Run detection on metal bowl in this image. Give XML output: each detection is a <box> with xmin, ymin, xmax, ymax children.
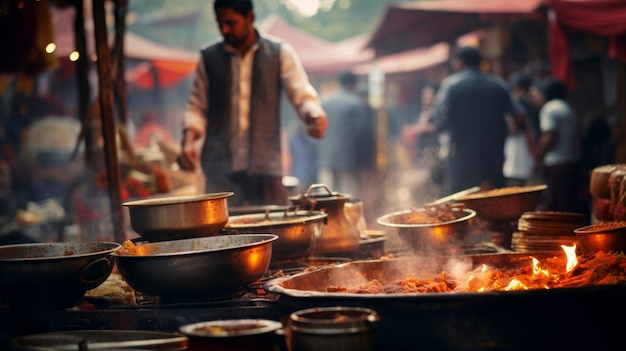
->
<box><xmin>12</xmin><ymin>330</ymin><xmax>188</xmax><ymax>351</ymax></box>
<box><xmin>179</xmin><ymin>319</ymin><xmax>282</xmax><ymax>351</ymax></box>
<box><xmin>123</xmin><ymin>192</ymin><xmax>233</xmax><ymax>241</ymax></box>
<box><xmin>113</xmin><ymin>234</ymin><xmax>278</xmax><ymax>300</ymax></box>
<box><xmin>574</xmin><ymin>221</ymin><xmax>626</xmax><ymax>254</ymax></box>
<box><xmin>455</xmin><ymin>184</ymin><xmax>547</xmax><ymax>222</ymax></box>
<box><xmin>0</xmin><ymin>241</ymin><xmax>120</xmax><ymax>309</ymax></box>
<box><xmin>377</xmin><ymin>207</ymin><xmax>476</xmax><ymax>255</ymax></box>
<box><xmin>224</xmin><ymin>210</ymin><xmax>327</xmax><ymax>263</ymax></box>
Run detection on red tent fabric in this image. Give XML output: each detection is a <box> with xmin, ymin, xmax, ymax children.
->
<box><xmin>258</xmin><ymin>14</ymin><xmax>373</xmax><ymax>74</ymax></box>
<box><xmin>352</xmin><ymin>42</ymin><xmax>450</xmax><ymax>75</ymax></box>
<box><xmin>51</xmin><ymin>5</ymin><xmax>198</xmax><ymax>89</ymax></box>
<box><xmin>546</xmin><ymin>0</ymin><xmax>626</xmax><ymax>86</ymax></box>
<box><xmin>366</xmin><ymin>0</ymin><xmax>544</xmax><ymax>56</ymax></box>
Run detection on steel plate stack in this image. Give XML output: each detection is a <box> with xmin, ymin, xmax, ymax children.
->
<box><xmin>511</xmin><ymin>211</ymin><xmax>586</xmax><ymax>253</ymax></box>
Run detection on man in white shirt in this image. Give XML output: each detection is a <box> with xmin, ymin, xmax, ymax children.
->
<box><xmin>177</xmin><ymin>0</ymin><xmax>328</xmax><ymax>206</ymax></box>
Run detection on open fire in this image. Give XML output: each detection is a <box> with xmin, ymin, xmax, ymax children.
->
<box><xmin>326</xmin><ymin>245</ymin><xmax>626</xmax><ymax>294</ymax></box>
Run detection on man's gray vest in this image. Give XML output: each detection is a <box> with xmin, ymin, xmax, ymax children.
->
<box><xmin>200</xmin><ymin>36</ymin><xmax>282</xmax><ymax>176</ymax></box>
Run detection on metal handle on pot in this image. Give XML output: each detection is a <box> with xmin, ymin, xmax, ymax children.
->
<box><xmin>79</xmin><ymin>257</ymin><xmax>113</xmax><ymax>284</ymax></box>
<box><xmin>304</xmin><ymin>183</ymin><xmax>337</xmax><ymax>198</ymax></box>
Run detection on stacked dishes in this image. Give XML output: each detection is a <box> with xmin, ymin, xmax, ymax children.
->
<box><xmin>511</xmin><ymin>211</ymin><xmax>586</xmax><ymax>253</ymax></box>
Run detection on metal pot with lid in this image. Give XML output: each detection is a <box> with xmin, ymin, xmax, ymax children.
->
<box><xmin>289</xmin><ymin>184</ymin><xmax>360</xmax><ymax>255</ymax></box>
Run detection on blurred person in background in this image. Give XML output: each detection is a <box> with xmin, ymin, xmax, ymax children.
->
<box><xmin>503</xmin><ymin>72</ymin><xmax>539</xmax><ymax>186</ymax></box>
<box><xmin>402</xmin><ymin>83</ymin><xmax>443</xmax><ymax>185</ymax></box>
<box><xmin>421</xmin><ymin>46</ymin><xmax>520</xmax><ymax>194</ymax></box>
<box><xmin>318</xmin><ymin>69</ymin><xmax>374</xmax><ymax>199</ymax></box>
<box><xmin>287</xmin><ymin>120</ymin><xmax>320</xmax><ymax>193</ymax></box>
<box><xmin>531</xmin><ymin>77</ymin><xmax>584</xmax><ymax>213</ymax></box>
<box><xmin>177</xmin><ymin>0</ymin><xmax>328</xmax><ymax>206</ymax></box>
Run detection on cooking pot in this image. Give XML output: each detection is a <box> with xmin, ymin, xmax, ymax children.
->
<box><xmin>376</xmin><ymin>207</ymin><xmax>476</xmax><ymax>255</ymax></box>
<box><xmin>123</xmin><ymin>192</ymin><xmax>233</xmax><ymax>241</ymax></box>
<box><xmin>179</xmin><ymin>319</ymin><xmax>282</xmax><ymax>351</ymax></box>
<box><xmin>224</xmin><ymin>210</ymin><xmax>327</xmax><ymax>264</ymax></box>
<box><xmin>454</xmin><ymin>184</ymin><xmax>547</xmax><ymax>222</ymax></box>
<box><xmin>12</xmin><ymin>330</ymin><xmax>188</xmax><ymax>351</ymax></box>
<box><xmin>0</xmin><ymin>241</ymin><xmax>120</xmax><ymax>309</ymax></box>
<box><xmin>574</xmin><ymin>221</ymin><xmax>626</xmax><ymax>254</ymax></box>
<box><xmin>289</xmin><ymin>184</ymin><xmax>360</xmax><ymax>254</ymax></box>
<box><xmin>113</xmin><ymin>234</ymin><xmax>277</xmax><ymax>300</ymax></box>
<box><xmin>288</xmin><ymin>306</ymin><xmax>379</xmax><ymax>351</ymax></box>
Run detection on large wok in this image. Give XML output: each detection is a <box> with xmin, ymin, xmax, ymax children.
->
<box><xmin>267</xmin><ymin>254</ymin><xmax>626</xmax><ymax>351</ymax></box>
<box><xmin>113</xmin><ymin>234</ymin><xmax>277</xmax><ymax>300</ymax></box>
<box><xmin>0</xmin><ymin>242</ymin><xmax>120</xmax><ymax>309</ymax></box>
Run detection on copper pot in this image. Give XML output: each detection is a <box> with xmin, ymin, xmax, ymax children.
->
<box><xmin>290</xmin><ymin>184</ymin><xmax>360</xmax><ymax>254</ymax></box>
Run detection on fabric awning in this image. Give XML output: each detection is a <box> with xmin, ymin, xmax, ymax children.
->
<box><xmin>546</xmin><ymin>0</ymin><xmax>626</xmax><ymax>86</ymax></box>
<box><xmin>366</xmin><ymin>0</ymin><xmax>545</xmax><ymax>56</ymax></box>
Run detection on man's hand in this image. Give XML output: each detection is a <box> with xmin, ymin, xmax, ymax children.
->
<box><xmin>305</xmin><ymin>113</ymin><xmax>328</xmax><ymax>139</ymax></box>
<box><xmin>177</xmin><ymin>129</ymin><xmax>200</xmax><ymax>171</ymax></box>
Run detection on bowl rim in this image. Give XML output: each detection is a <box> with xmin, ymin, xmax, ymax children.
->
<box><xmin>122</xmin><ymin>192</ymin><xmax>234</xmax><ymax>207</ymax></box>
<box><xmin>376</xmin><ymin>208</ymin><xmax>476</xmax><ymax>228</ymax></box>
<box><xmin>179</xmin><ymin>319</ymin><xmax>283</xmax><ymax>337</ymax></box>
<box><xmin>112</xmin><ymin>234</ymin><xmax>278</xmax><ymax>258</ymax></box>
<box><xmin>0</xmin><ymin>242</ymin><xmax>121</xmax><ymax>262</ymax></box>
<box><xmin>457</xmin><ymin>184</ymin><xmax>548</xmax><ymax>201</ymax></box>
<box><xmin>574</xmin><ymin>222</ymin><xmax>626</xmax><ymax>235</ymax></box>
<box><xmin>226</xmin><ymin>210</ymin><xmax>328</xmax><ymax>228</ymax></box>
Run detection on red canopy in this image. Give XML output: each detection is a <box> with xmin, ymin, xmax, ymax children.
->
<box><xmin>546</xmin><ymin>0</ymin><xmax>626</xmax><ymax>86</ymax></box>
<box><xmin>258</xmin><ymin>14</ymin><xmax>373</xmax><ymax>74</ymax></box>
<box><xmin>367</xmin><ymin>0</ymin><xmax>545</xmax><ymax>56</ymax></box>
<box><xmin>51</xmin><ymin>6</ymin><xmax>198</xmax><ymax>89</ymax></box>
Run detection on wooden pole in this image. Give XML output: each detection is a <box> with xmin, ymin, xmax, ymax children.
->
<box><xmin>92</xmin><ymin>0</ymin><xmax>126</xmax><ymax>243</ymax></box>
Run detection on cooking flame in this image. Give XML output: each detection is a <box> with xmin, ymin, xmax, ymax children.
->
<box><xmin>562</xmin><ymin>244</ymin><xmax>578</xmax><ymax>273</ymax></box>
<box><xmin>531</xmin><ymin>257</ymin><xmax>550</xmax><ymax>277</ymax></box>
<box><xmin>504</xmin><ymin>279</ymin><xmax>527</xmax><ymax>291</ymax></box>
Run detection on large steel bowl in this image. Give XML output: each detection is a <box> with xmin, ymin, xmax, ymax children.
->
<box><xmin>0</xmin><ymin>241</ymin><xmax>120</xmax><ymax>309</ymax></box>
<box><xmin>113</xmin><ymin>234</ymin><xmax>277</xmax><ymax>300</ymax></box>
<box><xmin>455</xmin><ymin>184</ymin><xmax>547</xmax><ymax>222</ymax></box>
<box><xmin>574</xmin><ymin>221</ymin><xmax>626</xmax><ymax>254</ymax></box>
<box><xmin>123</xmin><ymin>192</ymin><xmax>233</xmax><ymax>241</ymax></box>
<box><xmin>224</xmin><ymin>210</ymin><xmax>327</xmax><ymax>263</ymax></box>
<box><xmin>377</xmin><ymin>207</ymin><xmax>476</xmax><ymax>255</ymax></box>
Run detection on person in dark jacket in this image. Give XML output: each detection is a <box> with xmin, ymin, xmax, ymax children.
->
<box><xmin>427</xmin><ymin>46</ymin><xmax>520</xmax><ymax>194</ymax></box>
<box><xmin>318</xmin><ymin>70</ymin><xmax>374</xmax><ymax>199</ymax></box>
<box><xmin>177</xmin><ymin>0</ymin><xmax>328</xmax><ymax>206</ymax></box>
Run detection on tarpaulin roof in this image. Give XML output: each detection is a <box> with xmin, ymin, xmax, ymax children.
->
<box><xmin>352</xmin><ymin>42</ymin><xmax>450</xmax><ymax>75</ymax></box>
<box><xmin>258</xmin><ymin>14</ymin><xmax>373</xmax><ymax>74</ymax></box>
<box><xmin>366</xmin><ymin>0</ymin><xmax>545</xmax><ymax>56</ymax></box>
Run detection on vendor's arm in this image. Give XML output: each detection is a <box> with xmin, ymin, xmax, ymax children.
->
<box><xmin>280</xmin><ymin>42</ymin><xmax>328</xmax><ymax>139</ymax></box>
<box><xmin>178</xmin><ymin>60</ymin><xmax>209</xmax><ymax>171</ymax></box>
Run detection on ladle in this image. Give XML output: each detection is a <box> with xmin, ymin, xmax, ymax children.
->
<box><xmin>424</xmin><ymin>186</ymin><xmax>480</xmax><ymax>212</ymax></box>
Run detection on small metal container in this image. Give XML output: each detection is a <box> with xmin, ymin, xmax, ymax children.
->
<box><xmin>574</xmin><ymin>221</ymin><xmax>626</xmax><ymax>254</ymax></box>
<box><xmin>288</xmin><ymin>306</ymin><xmax>379</xmax><ymax>351</ymax></box>
<box><xmin>289</xmin><ymin>184</ymin><xmax>360</xmax><ymax>255</ymax></box>
<box><xmin>180</xmin><ymin>319</ymin><xmax>282</xmax><ymax>351</ymax></box>
<box><xmin>377</xmin><ymin>207</ymin><xmax>476</xmax><ymax>255</ymax></box>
